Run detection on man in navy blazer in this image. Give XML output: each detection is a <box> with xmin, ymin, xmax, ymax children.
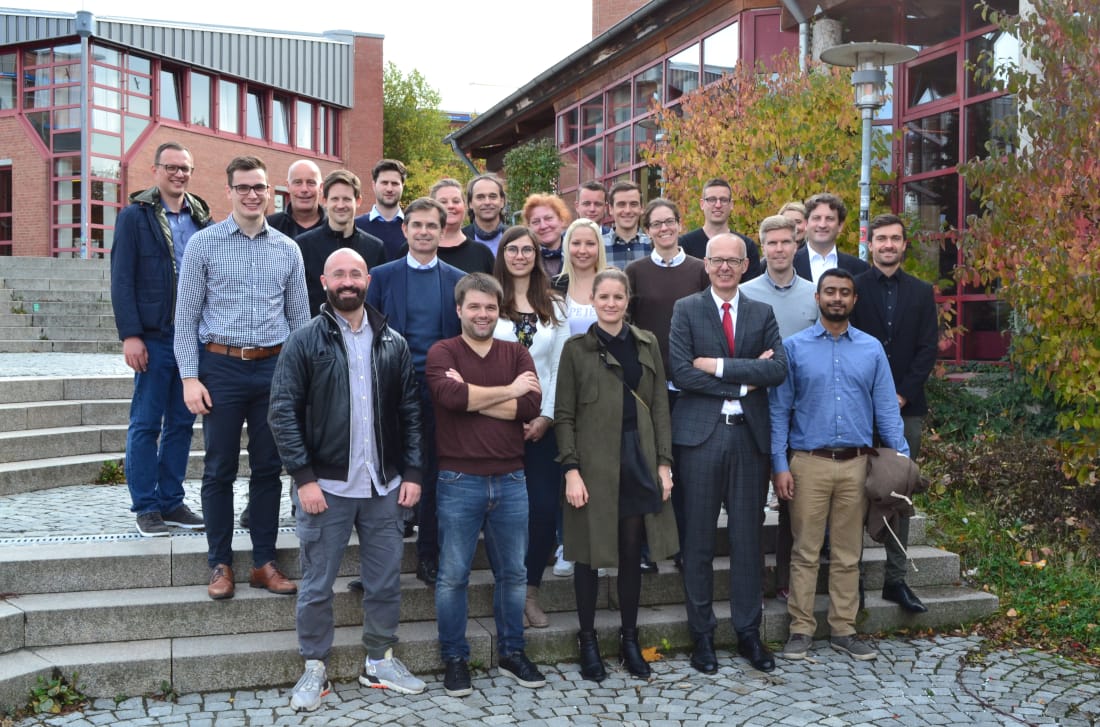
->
<box><xmin>850</xmin><ymin>214</ymin><xmax>938</xmax><ymax>614</ymax></box>
<box><xmin>669</xmin><ymin>233</ymin><xmax>787</xmax><ymax>674</ymax></box>
<box><xmin>793</xmin><ymin>192</ymin><xmax>869</xmax><ymax>283</ymax></box>
<box><xmin>366</xmin><ymin>197</ymin><xmax>464</xmax><ymax>588</ymax></box>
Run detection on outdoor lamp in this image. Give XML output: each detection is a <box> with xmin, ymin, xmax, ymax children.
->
<box><xmin>819</xmin><ymin>41</ymin><xmax>917</xmax><ymax>261</ymax></box>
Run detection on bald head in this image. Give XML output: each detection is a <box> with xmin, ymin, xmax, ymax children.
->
<box><xmin>705</xmin><ymin>233</ymin><xmax>747</xmax><ymax>259</ymax></box>
<box><xmin>287</xmin><ymin>160</ymin><xmax>323</xmax><ymax>218</ymax></box>
<box><xmin>321</xmin><ymin>248</ymin><xmax>369</xmax><ymax>314</ymax></box>
<box><xmin>323</xmin><ymin>247</ymin><xmax>368</xmax><ymax>277</ymax></box>
<box><xmin>704</xmin><ymin>233</ymin><xmax>749</xmax><ymax>300</ymax></box>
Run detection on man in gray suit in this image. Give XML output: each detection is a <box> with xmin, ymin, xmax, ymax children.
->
<box><xmin>669</xmin><ymin>233</ymin><xmax>787</xmax><ymax>674</ymax></box>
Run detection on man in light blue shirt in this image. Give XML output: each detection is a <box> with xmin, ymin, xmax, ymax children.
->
<box><xmin>769</xmin><ymin>268</ymin><xmax>908</xmax><ymax>663</ymax></box>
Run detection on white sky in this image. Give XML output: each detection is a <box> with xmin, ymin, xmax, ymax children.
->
<box><xmin>15</xmin><ymin>0</ymin><xmax>594</xmax><ymax>112</ymax></box>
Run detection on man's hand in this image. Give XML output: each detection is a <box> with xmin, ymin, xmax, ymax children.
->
<box><xmin>297</xmin><ymin>482</ymin><xmax>328</xmax><ymax>514</ymax></box>
<box><xmin>565</xmin><ymin>470</ymin><xmax>589</xmax><ymax>508</ymax></box>
<box><xmin>897</xmin><ymin>394</ymin><xmax>908</xmax><ymax>408</ymax></box>
<box><xmin>122</xmin><ymin>337</ymin><xmax>148</xmax><ymax>373</ymax></box>
<box><xmin>692</xmin><ymin>357</ymin><xmax>718</xmax><ymax>375</ymax></box>
<box><xmin>510</xmin><ymin>371</ymin><xmax>541</xmax><ymax>398</ymax></box>
<box><xmin>758</xmin><ymin>349</ymin><xmax>775</xmax><ymax>360</ymax></box>
<box><xmin>774</xmin><ymin>471</ymin><xmax>795</xmax><ymax>501</ymax></box>
<box><xmin>444</xmin><ymin>368</ymin><xmax>465</xmax><ymax>383</ymax></box>
<box><xmin>182</xmin><ymin>377</ymin><xmax>212</xmax><ymax>415</ymax></box>
<box><xmin>523</xmin><ymin>416</ymin><xmax>552</xmax><ymax>442</ymax></box>
<box><xmin>398</xmin><ymin>481</ymin><xmax>421</xmax><ymax>508</ymax></box>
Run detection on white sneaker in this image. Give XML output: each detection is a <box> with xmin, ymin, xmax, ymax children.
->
<box><xmin>552</xmin><ymin>545</ymin><xmax>574</xmax><ymax>577</ymax></box>
<box><xmin>359</xmin><ymin>648</ymin><xmax>426</xmax><ymax>694</ymax></box>
<box><xmin>290</xmin><ymin>659</ymin><xmax>331</xmax><ymax>712</ymax></box>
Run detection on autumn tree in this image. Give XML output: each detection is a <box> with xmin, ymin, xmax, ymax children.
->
<box><xmin>642</xmin><ymin>53</ymin><xmax>890</xmax><ymax>254</ymax></box>
<box><xmin>503</xmin><ymin>138</ymin><xmax>564</xmax><ymax>214</ymax></box>
<box><xmin>959</xmin><ymin>1</ymin><xmax>1099</xmax><ymax>484</ymax></box>
<box><xmin>382</xmin><ymin>62</ymin><xmax>470</xmax><ymax>199</ymax></box>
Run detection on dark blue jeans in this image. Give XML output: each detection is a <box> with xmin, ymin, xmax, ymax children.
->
<box><xmin>198</xmin><ymin>349</ymin><xmax>282</xmax><ymax>569</ymax></box>
<box><xmin>435</xmin><ymin>469</ymin><xmax>528</xmax><ymax>661</ymax></box>
<box><xmin>524</xmin><ymin>430</ymin><xmax>561</xmax><ymax>587</ymax></box>
<box><xmin>125</xmin><ymin>333</ymin><xmax>195</xmax><ymax>515</ymax></box>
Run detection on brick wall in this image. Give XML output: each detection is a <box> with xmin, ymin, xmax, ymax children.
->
<box><xmin>0</xmin><ymin>117</ymin><xmax>50</xmax><ymax>257</ymax></box>
<box><xmin>592</xmin><ymin>0</ymin><xmax>649</xmax><ymax>37</ymax></box>
<box><xmin>348</xmin><ymin>35</ymin><xmax>385</xmax><ymax>207</ymax></box>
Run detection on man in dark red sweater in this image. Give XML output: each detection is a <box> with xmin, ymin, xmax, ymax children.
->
<box><xmin>426</xmin><ymin>273</ymin><xmax>546</xmax><ymax>698</ymax></box>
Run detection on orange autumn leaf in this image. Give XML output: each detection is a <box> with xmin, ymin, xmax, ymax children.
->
<box><xmin>641</xmin><ymin>646</ymin><xmax>662</xmax><ymax>662</ymax></box>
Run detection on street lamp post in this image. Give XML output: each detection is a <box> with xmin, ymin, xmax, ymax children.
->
<box><xmin>819</xmin><ymin>41</ymin><xmax>916</xmax><ymax>261</ymax></box>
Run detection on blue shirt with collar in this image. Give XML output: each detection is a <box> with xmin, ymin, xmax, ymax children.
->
<box><xmin>769</xmin><ymin>320</ymin><xmax>908</xmax><ymax>472</ymax></box>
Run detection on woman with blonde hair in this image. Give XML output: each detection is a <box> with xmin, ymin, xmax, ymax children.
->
<box><xmin>554</xmin><ymin>218</ymin><xmax>609</xmax><ymax>335</ymax></box>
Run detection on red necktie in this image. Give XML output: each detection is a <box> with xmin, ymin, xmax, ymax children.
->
<box><xmin>722</xmin><ymin>302</ymin><xmax>735</xmax><ymax>355</ymax></box>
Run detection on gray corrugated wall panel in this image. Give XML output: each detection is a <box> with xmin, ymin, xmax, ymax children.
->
<box><xmin>1</xmin><ymin>14</ymin><xmax>77</xmax><ymax>44</ymax></box>
<box><xmin>87</xmin><ymin>20</ymin><xmax>351</xmax><ymax>106</ymax></box>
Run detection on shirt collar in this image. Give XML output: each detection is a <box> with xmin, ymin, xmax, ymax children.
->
<box><xmin>650</xmin><ymin>247</ymin><xmax>686</xmax><ymax>267</ymax></box>
<box><xmin>160</xmin><ymin>196</ymin><xmax>191</xmax><ymax>215</ymax></box>
<box><xmin>809</xmin><ymin>246</ymin><xmax>838</xmax><ymax>263</ymax></box>
<box><xmin>872</xmin><ymin>265</ymin><xmax>899</xmax><ymax>282</ymax></box>
<box><xmin>810</xmin><ymin>319</ymin><xmax>853</xmax><ymax>340</ymax></box>
<box><xmin>405</xmin><ymin>252</ymin><xmax>439</xmax><ymax>270</ymax></box>
<box><xmin>369</xmin><ymin>205</ymin><xmax>403</xmax><ymax>222</ymax></box>
<box><xmin>762</xmin><ymin>270</ymin><xmax>796</xmax><ymax>290</ymax></box>
<box><xmin>710</xmin><ymin>287</ymin><xmax>740</xmax><ymax>313</ymax></box>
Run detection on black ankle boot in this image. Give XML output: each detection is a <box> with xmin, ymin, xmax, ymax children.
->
<box><xmin>619</xmin><ymin>627</ymin><xmax>651</xmax><ymax>678</ymax></box>
<box><xmin>577</xmin><ymin>630</ymin><xmax>607</xmax><ymax>682</ymax></box>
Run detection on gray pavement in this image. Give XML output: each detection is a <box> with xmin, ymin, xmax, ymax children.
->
<box><xmin>9</xmin><ymin>637</ymin><xmax>1100</xmax><ymax>725</ymax></box>
<box><xmin>0</xmin><ymin>352</ymin><xmax>130</xmax><ymax>378</ymax></box>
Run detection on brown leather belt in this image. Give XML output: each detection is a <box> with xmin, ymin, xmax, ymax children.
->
<box><xmin>807</xmin><ymin>447</ymin><xmax>874</xmax><ymax>461</ymax></box>
<box><xmin>204</xmin><ymin>342</ymin><xmax>282</xmax><ymax>360</ymax></box>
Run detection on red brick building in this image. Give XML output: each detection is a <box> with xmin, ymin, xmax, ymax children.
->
<box><xmin>0</xmin><ymin>9</ymin><xmax>384</xmax><ymax>257</ymax></box>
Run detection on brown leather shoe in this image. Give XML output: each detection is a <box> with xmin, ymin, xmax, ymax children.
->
<box><xmin>249</xmin><ymin>561</ymin><xmax>297</xmax><ymax>595</ymax></box>
<box><xmin>208</xmin><ymin>564</ymin><xmax>235</xmax><ymax>600</ymax></box>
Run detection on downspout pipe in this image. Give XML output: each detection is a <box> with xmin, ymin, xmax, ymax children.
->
<box><xmin>447</xmin><ymin>134</ymin><xmax>480</xmax><ymax>176</ymax></box>
<box><xmin>779</xmin><ymin>0</ymin><xmax>811</xmax><ymax>73</ymax></box>
<box><xmin>76</xmin><ymin>10</ymin><xmax>93</xmax><ymax>258</ymax></box>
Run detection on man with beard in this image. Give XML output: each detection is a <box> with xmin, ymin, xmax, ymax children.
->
<box><xmin>268</xmin><ymin>160</ymin><xmax>327</xmax><ymax>238</ymax></box>
<box><xmin>770</xmin><ymin>268</ymin><xmax>909</xmax><ymax>663</ymax></box>
<box><xmin>355</xmin><ymin>159</ymin><xmax>408</xmax><ymax>261</ymax></box>
<box><xmin>269</xmin><ymin>248</ymin><xmax>426</xmax><ymax>711</ymax></box>
<box><xmin>426</xmin><ymin>273</ymin><xmax>546</xmax><ymax>697</ymax></box>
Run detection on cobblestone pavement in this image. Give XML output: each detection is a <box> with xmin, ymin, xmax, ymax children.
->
<box><xmin>0</xmin><ymin>480</ymin><xmax>293</xmax><ymax>545</ymax></box>
<box><xmin>0</xmin><ymin>353</ymin><xmax>130</xmax><ymax>378</ymax></box>
<box><xmin>8</xmin><ymin>637</ymin><xmax>1100</xmax><ymax>726</ymax></box>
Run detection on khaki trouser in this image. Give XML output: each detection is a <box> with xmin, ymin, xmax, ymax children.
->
<box><xmin>787</xmin><ymin>451</ymin><xmax>868</xmax><ymax>637</ymax></box>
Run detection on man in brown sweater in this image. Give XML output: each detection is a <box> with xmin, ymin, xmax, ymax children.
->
<box><xmin>425</xmin><ymin>273</ymin><xmax>546</xmax><ymax>698</ymax></box>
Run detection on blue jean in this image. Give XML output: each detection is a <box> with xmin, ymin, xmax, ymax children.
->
<box><xmin>435</xmin><ymin>469</ymin><xmax>528</xmax><ymax>661</ymax></box>
<box><xmin>524</xmin><ymin>431</ymin><xmax>561</xmax><ymax>587</ymax></box>
<box><xmin>292</xmin><ymin>487</ymin><xmax>404</xmax><ymax>661</ymax></box>
<box><xmin>125</xmin><ymin>333</ymin><xmax>196</xmax><ymax>515</ymax></box>
<box><xmin>198</xmin><ymin>349</ymin><xmax>283</xmax><ymax>569</ymax></box>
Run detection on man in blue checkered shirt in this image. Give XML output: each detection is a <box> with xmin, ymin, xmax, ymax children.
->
<box><xmin>175</xmin><ymin>155</ymin><xmax>310</xmax><ymax>601</ymax></box>
<box><xmin>601</xmin><ymin>180</ymin><xmax>652</xmax><ymax>270</ymax></box>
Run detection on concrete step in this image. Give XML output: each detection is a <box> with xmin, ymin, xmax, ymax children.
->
<box><xmin>0</xmin><ymin>314</ymin><xmax>117</xmax><ymax>329</ymax></box>
<box><xmin>0</xmin><ymin>518</ymin><xmax>940</xmax><ymax>596</ymax></box>
<box><xmin>2</xmin><ymin>301</ymin><xmax>115</xmax><ymax>316</ymax></box>
<box><xmin>0</xmin><ymin>258</ymin><xmax>110</xmax><ymax>272</ymax></box>
<box><xmin>0</xmin><ymin>376</ymin><xmax>131</xmax><ymax>404</ymax></box>
<box><xmin>0</xmin><ymin>584</ymin><xmax>999</xmax><ymax>707</ymax></box>
<box><xmin>0</xmin><ymin>276</ymin><xmax>111</xmax><ymax>291</ymax></box>
<box><xmin>0</xmin><ymin>339</ymin><xmax>119</xmax><ymax>353</ymax></box>
<box><xmin>0</xmin><ymin>288</ymin><xmax>111</xmax><ymax>304</ymax></box>
<box><xmin>0</xmin><ymin>450</ymin><xmax>249</xmax><ymax>496</ymax></box>
<box><xmin>0</xmin><ymin>326</ymin><xmax>117</xmax><ymax>341</ymax></box>
<box><xmin>0</xmin><ymin>399</ymin><xmax>129</xmax><ymax>432</ymax></box>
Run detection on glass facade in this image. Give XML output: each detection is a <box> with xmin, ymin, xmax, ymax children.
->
<box><xmin>1</xmin><ymin>38</ymin><xmax>342</xmax><ymax>256</ymax></box>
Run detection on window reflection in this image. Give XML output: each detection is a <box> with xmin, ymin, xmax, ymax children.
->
<box><xmin>703</xmin><ymin>22</ymin><xmax>739</xmax><ymax>84</ymax></box>
<box><xmin>908</xmin><ymin>54</ymin><xmax>956</xmax><ymax>107</ymax></box>
<box><xmin>965</xmin><ymin>96</ymin><xmax>1017</xmax><ymax>160</ymax></box>
<box><xmin>904</xmin><ymin>111</ymin><xmax>959</xmax><ymax>176</ymax></box>
<box><xmin>667</xmin><ymin>43</ymin><xmax>700</xmax><ymax>102</ymax></box>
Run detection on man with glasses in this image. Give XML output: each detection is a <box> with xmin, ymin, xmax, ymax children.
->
<box><xmin>112</xmin><ymin>141</ymin><xmax>211</xmax><ymax>537</ymax></box>
<box><xmin>679</xmin><ymin>178</ymin><xmax>761</xmax><ymax>282</ymax></box>
<box><xmin>175</xmin><ymin>155</ymin><xmax>310</xmax><ymax>600</ymax></box>
<box><xmin>268</xmin><ymin>160</ymin><xmax>327</xmax><ymax>239</ymax></box>
<box><xmin>669</xmin><ymin>233</ymin><xmax>786</xmax><ymax>674</ymax></box>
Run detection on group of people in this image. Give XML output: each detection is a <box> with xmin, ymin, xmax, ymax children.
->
<box><xmin>110</xmin><ymin>142</ymin><xmax>938</xmax><ymax>713</ymax></box>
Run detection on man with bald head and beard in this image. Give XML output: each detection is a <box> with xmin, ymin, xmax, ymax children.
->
<box><xmin>268</xmin><ymin>160</ymin><xmax>327</xmax><ymax>239</ymax></box>
<box><xmin>270</xmin><ymin>248</ymin><xmax>426</xmax><ymax>711</ymax></box>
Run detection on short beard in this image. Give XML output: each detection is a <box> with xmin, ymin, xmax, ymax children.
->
<box><xmin>327</xmin><ymin>285</ymin><xmax>365</xmax><ymax>312</ymax></box>
<box><xmin>819</xmin><ymin>307</ymin><xmax>850</xmax><ymax>323</ymax></box>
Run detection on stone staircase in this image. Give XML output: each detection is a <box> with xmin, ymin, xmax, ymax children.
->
<box><xmin>0</xmin><ymin>374</ymin><xmax>1000</xmax><ymax>712</ymax></box>
<box><xmin>0</xmin><ymin>257</ymin><xmax>118</xmax><ymax>353</ymax></box>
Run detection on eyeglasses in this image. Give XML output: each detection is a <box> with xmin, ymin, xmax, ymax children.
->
<box><xmin>706</xmin><ymin>256</ymin><xmax>745</xmax><ymax>269</ymax></box>
<box><xmin>647</xmin><ymin>217</ymin><xmax>678</xmax><ymax>230</ymax></box>
<box><xmin>703</xmin><ymin>196</ymin><xmax>731</xmax><ymax>206</ymax></box>
<box><xmin>504</xmin><ymin>246</ymin><xmax>537</xmax><ymax>257</ymax></box>
<box><xmin>157</xmin><ymin>163</ymin><xmax>193</xmax><ymax>175</ymax></box>
<box><xmin>231</xmin><ymin>184</ymin><xmax>269</xmax><ymax>196</ymax></box>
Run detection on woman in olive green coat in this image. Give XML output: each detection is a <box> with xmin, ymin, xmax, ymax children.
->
<box><xmin>554</xmin><ymin>268</ymin><xmax>678</xmax><ymax>683</ymax></box>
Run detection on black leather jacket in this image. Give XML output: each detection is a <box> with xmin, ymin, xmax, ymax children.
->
<box><xmin>268</xmin><ymin>303</ymin><xmax>423</xmax><ymax>488</ymax></box>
